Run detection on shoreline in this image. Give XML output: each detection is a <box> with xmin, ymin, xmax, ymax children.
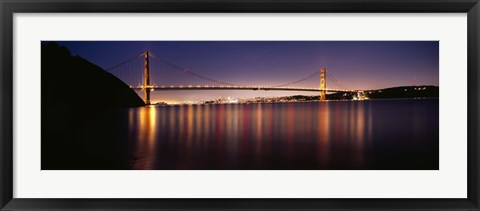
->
<box><xmin>149</xmin><ymin>97</ymin><xmax>439</xmax><ymax>107</ymax></box>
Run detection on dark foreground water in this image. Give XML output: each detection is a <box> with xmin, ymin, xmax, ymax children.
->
<box><xmin>70</xmin><ymin>98</ymin><xmax>439</xmax><ymax>170</ymax></box>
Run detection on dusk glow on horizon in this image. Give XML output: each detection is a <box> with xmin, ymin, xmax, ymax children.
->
<box><xmin>55</xmin><ymin>41</ymin><xmax>439</xmax><ymax>103</ymax></box>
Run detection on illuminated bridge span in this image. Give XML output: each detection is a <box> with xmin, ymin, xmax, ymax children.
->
<box><xmin>131</xmin><ymin>85</ymin><xmax>361</xmax><ymax>93</ymax></box>
<box><xmin>107</xmin><ymin>51</ymin><xmax>364</xmax><ymax>105</ymax></box>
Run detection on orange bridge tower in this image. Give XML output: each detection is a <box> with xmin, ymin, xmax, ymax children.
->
<box><xmin>143</xmin><ymin>51</ymin><xmax>151</xmax><ymax>105</ymax></box>
<box><xmin>319</xmin><ymin>67</ymin><xmax>327</xmax><ymax>101</ymax></box>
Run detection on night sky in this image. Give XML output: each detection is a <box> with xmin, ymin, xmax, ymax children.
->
<box><xmin>54</xmin><ymin>41</ymin><xmax>439</xmax><ymax>103</ymax></box>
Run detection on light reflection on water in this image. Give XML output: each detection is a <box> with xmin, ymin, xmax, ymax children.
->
<box><xmin>125</xmin><ymin>99</ymin><xmax>438</xmax><ymax>170</ymax></box>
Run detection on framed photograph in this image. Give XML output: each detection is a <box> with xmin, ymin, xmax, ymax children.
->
<box><xmin>1</xmin><ymin>0</ymin><xmax>479</xmax><ymax>210</ymax></box>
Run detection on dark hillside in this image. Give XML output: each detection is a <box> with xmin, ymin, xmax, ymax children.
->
<box><xmin>368</xmin><ymin>86</ymin><xmax>439</xmax><ymax>99</ymax></box>
<box><xmin>327</xmin><ymin>86</ymin><xmax>439</xmax><ymax>100</ymax></box>
<box><xmin>41</xmin><ymin>42</ymin><xmax>144</xmax><ymax>169</ymax></box>
<box><xmin>42</xmin><ymin>42</ymin><xmax>144</xmax><ymax>108</ymax></box>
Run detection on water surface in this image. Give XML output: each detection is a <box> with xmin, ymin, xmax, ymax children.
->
<box><xmin>78</xmin><ymin>99</ymin><xmax>438</xmax><ymax>170</ymax></box>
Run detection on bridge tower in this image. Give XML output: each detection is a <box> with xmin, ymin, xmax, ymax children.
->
<box><xmin>143</xmin><ymin>51</ymin><xmax>151</xmax><ymax>105</ymax></box>
<box><xmin>319</xmin><ymin>67</ymin><xmax>327</xmax><ymax>101</ymax></box>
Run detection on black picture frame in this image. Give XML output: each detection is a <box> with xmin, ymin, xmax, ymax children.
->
<box><xmin>1</xmin><ymin>0</ymin><xmax>479</xmax><ymax>210</ymax></box>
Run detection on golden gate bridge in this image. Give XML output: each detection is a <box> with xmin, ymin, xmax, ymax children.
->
<box><xmin>107</xmin><ymin>51</ymin><xmax>365</xmax><ymax>105</ymax></box>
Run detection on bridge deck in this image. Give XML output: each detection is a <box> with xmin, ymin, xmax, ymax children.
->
<box><xmin>131</xmin><ymin>86</ymin><xmax>361</xmax><ymax>93</ymax></box>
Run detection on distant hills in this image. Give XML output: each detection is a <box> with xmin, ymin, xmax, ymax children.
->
<box><xmin>367</xmin><ymin>85</ymin><xmax>439</xmax><ymax>99</ymax></box>
<box><xmin>327</xmin><ymin>85</ymin><xmax>439</xmax><ymax>100</ymax></box>
<box><xmin>251</xmin><ymin>86</ymin><xmax>439</xmax><ymax>102</ymax></box>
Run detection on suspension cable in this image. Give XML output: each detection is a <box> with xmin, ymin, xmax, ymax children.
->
<box><xmin>149</xmin><ymin>52</ymin><xmax>242</xmax><ymax>86</ymax></box>
<box><xmin>327</xmin><ymin>73</ymin><xmax>348</xmax><ymax>90</ymax></box>
<box><xmin>271</xmin><ymin>71</ymin><xmax>320</xmax><ymax>87</ymax></box>
<box><xmin>105</xmin><ymin>53</ymin><xmax>145</xmax><ymax>72</ymax></box>
<box><xmin>108</xmin><ymin>51</ymin><xmax>351</xmax><ymax>90</ymax></box>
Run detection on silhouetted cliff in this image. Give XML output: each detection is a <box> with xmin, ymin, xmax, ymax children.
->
<box><xmin>42</xmin><ymin>42</ymin><xmax>144</xmax><ymax>108</ymax></box>
<box><xmin>42</xmin><ymin>42</ymin><xmax>144</xmax><ymax>169</ymax></box>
